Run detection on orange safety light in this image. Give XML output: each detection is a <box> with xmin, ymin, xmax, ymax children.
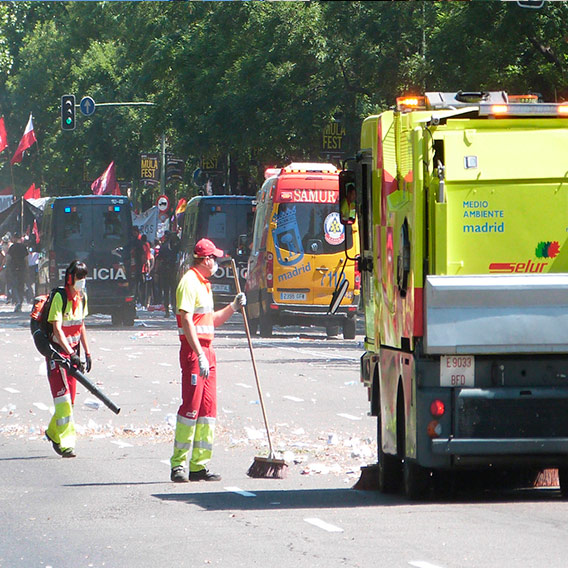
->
<box><xmin>396</xmin><ymin>96</ymin><xmax>427</xmax><ymax>111</ymax></box>
<box><xmin>490</xmin><ymin>104</ymin><xmax>509</xmax><ymax>115</ymax></box>
<box><xmin>558</xmin><ymin>105</ymin><xmax>568</xmax><ymax>116</ymax></box>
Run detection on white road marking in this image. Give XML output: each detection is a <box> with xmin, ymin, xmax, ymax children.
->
<box><xmin>111</xmin><ymin>440</ymin><xmax>133</xmax><ymax>448</ymax></box>
<box><xmin>224</xmin><ymin>486</ymin><xmax>256</xmax><ymax>497</ymax></box>
<box><xmin>337</xmin><ymin>413</ymin><xmax>362</xmax><ymax>421</ymax></box>
<box><xmin>4</xmin><ymin>387</ymin><xmax>20</xmax><ymax>394</ymax></box>
<box><xmin>33</xmin><ymin>402</ymin><xmax>50</xmax><ymax>411</ymax></box>
<box><xmin>236</xmin><ymin>383</ymin><xmax>252</xmax><ymax>389</ymax></box>
<box><xmin>283</xmin><ymin>395</ymin><xmax>304</xmax><ymax>402</ymax></box>
<box><xmin>409</xmin><ymin>561</ymin><xmax>445</xmax><ymax>568</ymax></box>
<box><xmin>304</xmin><ymin>517</ymin><xmax>344</xmax><ymax>533</ymax></box>
<box><xmin>278</xmin><ymin>346</ymin><xmax>359</xmax><ymax>361</ymax></box>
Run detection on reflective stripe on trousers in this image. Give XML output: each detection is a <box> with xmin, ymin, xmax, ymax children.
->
<box><xmin>170</xmin><ymin>415</ymin><xmax>216</xmax><ymax>470</ymax></box>
<box><xmin>46</xmin><ymin>393</ymin><xmax>76</xmax><ymax>451</ymax></box>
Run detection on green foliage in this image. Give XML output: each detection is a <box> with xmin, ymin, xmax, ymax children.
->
<box><xmin>0</xmin><ymin>1</ymin><xmax>566</xmax><ymax>199</ymax></box>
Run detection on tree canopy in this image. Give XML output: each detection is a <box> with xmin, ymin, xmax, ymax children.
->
<box><xmin>0</xmin><ymin>0</ymin><xmax>566</xmax><ymax>207</ymax></box>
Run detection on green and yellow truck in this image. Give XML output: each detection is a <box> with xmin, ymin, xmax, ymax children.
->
<box><xmin>341</xmin><ymin>91</ymin><xmax>568</xmax><ymax>499</ymax></box>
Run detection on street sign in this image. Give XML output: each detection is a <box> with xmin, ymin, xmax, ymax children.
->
<box><xmin>156</xmin><ymin>195</ymin><xmax>170</xmax><ymax>212</ymax></box>
<box><xmin>80</xmin><ymin>96</ymin><xmax>96</xmax><ymax>117</ymax></box>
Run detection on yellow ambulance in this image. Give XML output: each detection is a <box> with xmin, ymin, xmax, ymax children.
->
<box><xmin>245</xmin><ymin>163</ymin><xmax>360</xmax><ymax>338</ymax></box>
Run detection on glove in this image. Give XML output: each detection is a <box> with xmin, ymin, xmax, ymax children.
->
<box><xmin>69</xmin><ymin>352</ymin><xmax>82</xmax><ymax>371</ymax></box>
<box><xmin>85</xmin><ymin>353</ymin><xmax>92</xmax><ymax>373</ymax></box>
<box><xmin>231</xmin><ymin>292</ymin><xmax>247</xmax><ymax>312</ymax></box>
<box><xmin>197</xmin><ymin>351</ymin><xmax>210</xmax><ymax>378</ymax></box>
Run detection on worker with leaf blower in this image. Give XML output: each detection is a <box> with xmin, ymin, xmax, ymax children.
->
<box><xmin>44</xmin><ymin>260</ymin><xmax>92</xmax><ymax>458</ymax></box>
<box><xmin>170</xmin><ymin>238</ymin><xmax>246</xmax><ymax>483</ymax></box>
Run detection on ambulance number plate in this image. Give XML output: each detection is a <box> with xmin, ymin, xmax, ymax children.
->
<box><xmin>280</xmin><ymin>292</ymin><xmax>306</xmax><ymax>301</ymax></box>
<box><xmin>440</xmin><ymin>355</ymin><xmax>475</xmax><ymax>387</ymax></box>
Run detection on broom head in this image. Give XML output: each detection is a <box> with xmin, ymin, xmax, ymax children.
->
<box><xmin>247</xmin><ymin>456</ymin><xmax>288</xmax><ymax>479</ymax></box>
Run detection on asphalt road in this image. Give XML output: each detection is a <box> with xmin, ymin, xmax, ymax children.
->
<box><xmin>2</xmin><ymin>302</ymin><xmax>568</xmax><ymax>568</ymax></box>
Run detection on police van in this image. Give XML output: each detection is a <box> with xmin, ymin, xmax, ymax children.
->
<box><xmin>37</xmin><ymin>195</ymin><xmax>136</xmax><ymax>326</ymax></box>
<box><xmin>245</xmin><ymin>163</ymin><xmax>360</xmax><ymax>338</ymax></box>
<box><xmin>178</xmin><ymin>195</ymin><xmax>256</xmax><ymax>307</ymax></box>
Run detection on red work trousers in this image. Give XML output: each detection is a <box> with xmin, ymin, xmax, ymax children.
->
<box><xmin>178</xmin><ymin>341</ymin><xmax>217</xmax><ymax>420</ymax></box>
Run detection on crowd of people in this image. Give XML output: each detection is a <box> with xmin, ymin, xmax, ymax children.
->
<box><xmin>130</xmin><ymin>226</ymin><xmax>181</xmax><ymax>317</ymax></box>
<box><xmin>0</xmin><ymin>231</ymin><xmax>39</xmax><ymax>312</ymax></box>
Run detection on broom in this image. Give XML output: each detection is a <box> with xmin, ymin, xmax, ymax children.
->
<box><xmin>231</xmin><ymin>259</ymin><xmax>288</xmax><ymax>479</ymax></box>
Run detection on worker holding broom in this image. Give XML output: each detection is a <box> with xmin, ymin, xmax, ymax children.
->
<box><xmin>170</xmin><ymin>238</ymin><xmax>246</xmax><ymax>483</ymax></box>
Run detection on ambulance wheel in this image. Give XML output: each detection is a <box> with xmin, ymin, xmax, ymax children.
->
<box><xmin>343</xmin><ymin>317</ymin><xmax>356</xmax><ymax>340</ymax></box>
<box><xmin>259</xmin><ymin>308</ymin><xmax>273</xmax><ymax>338</ymax></box>
<box><xmin>326</xmin><ymin>325</ymin><xmax>340</xmax><ymax>338</ymax></box>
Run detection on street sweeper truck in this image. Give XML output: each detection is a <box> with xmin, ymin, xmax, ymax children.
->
<box><xmin>337</xmin><ymin>91</ymin><xmax>568</xmax><ymax>499</ymax></box>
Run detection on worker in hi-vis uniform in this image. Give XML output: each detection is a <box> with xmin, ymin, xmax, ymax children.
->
<box><xmin>170</xmin><ymin>238</ymin><xmax>246</xmax><ymax>482</ymax></box>
<box><xmin>45</xmin><ymin>260</ymin><xmax>92</xmax><ymax>458</ymax></box>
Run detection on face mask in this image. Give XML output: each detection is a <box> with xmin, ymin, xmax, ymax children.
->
<box><xmin>74</xmin><ymin>278</ymin><xmax>86</xmax><ymax>292</ymax></box>
<box><xmin>210</xmin><ymin>261</ymin><xmax>219</xmax><ymax>276</ymax></box>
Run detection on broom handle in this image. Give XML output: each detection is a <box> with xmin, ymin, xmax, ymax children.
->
<box><xmin>231</xmin><ymin>259</ymin><xmax>275</xmax><ymax>457</ymax></box>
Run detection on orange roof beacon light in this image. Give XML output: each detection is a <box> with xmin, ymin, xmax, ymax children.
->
<box><xmin>558</xmin><ymin>105</ymin><xmax>568</xmax><ymax>116</ymax></box>
<box><xmin>396</xmin><ymin>96</ymin><xmax>427</xmax><ymax>112</ymax></box>
<box><xmin>490</xmin><ymin>104</ymin><xmax>509</xmax><ymax>115</ymax></box>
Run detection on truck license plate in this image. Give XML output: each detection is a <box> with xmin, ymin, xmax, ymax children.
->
<box><xmin>280</xmin><ymin>292</ymin><xmax>306</xmax><ymax>301</ymax></box>
<box><xmin>440</xmin><ymin>355</ymin><xmax>475</xmax><ymax>387</ymax></box>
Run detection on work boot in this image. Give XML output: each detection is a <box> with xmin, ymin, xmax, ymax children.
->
<box><xmin>61</xmin><ymin>448</ymin><xmax>76</xmax><ymax>458</ymax></box>
<box><xmin>45</xmin><ymin>431</ymin><xmax>63</xmax><ymax>456</ymax></box>
<box><xmin>170</xmin><ymin>466</ymin><xmax>189</xmax><ymax>483</ymax></box>
<box><xmin>189</xmin><ymin>469</ymin><xmax>221</xmax><ymax>482</ymax></box>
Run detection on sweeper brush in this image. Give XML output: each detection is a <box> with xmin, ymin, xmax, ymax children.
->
<box><xmin>231</xmin><ymin>259</ymin><xmax>288</xmax><ymax>479</ymax></box>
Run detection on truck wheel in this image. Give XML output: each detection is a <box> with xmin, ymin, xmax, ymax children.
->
<box><xmin>343</xmin><ymin>317</ymin><xmax>356</xmax><ymax>340</ymax></box>
<box><xmin>378</xmin><ymin>414</ymin><xmax>401</xmax><ymax>493</ymax></box>
<box><xmin>403</xmin><ymin>459</ymin><xmax>432</xmax><ymax>501</ymax></box>
<box><xmin>259</xmin><ymin>308</ymin><xmax>273</xmax><ymax>338</ymax></box>
<box><xmin>559</xmin><ymin>468</ymin><xmax>568</xmax><ymax>498</ymax></box>
<box><xmin>111</xmin><ymin>311</ymin><xmax>122</xmax><ymax>327</ymax></box>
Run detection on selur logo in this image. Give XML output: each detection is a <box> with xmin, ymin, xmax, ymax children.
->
<box><xmin>489</xmin><ymin>241</ymin><xmax>560</xmax><ymax>273</ymax></box>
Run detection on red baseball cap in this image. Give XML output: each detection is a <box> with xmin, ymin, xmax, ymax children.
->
<box><xmin>194</xmin><ymin>238</ymin><xmax>224</xmax><ymax>258</ymax></box>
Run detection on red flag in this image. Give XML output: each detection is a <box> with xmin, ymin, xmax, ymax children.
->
<box><xmin>23</xmin><ymin>182</ymin><xmax>40</xmax><ymax>200</ymax></box>
<box><xmin>0</xmin><ymin>117</ymin><xmax>7</xmax><ymax>154</ymax></box>
<box><xmin>91</xmin><ymin>161</ymin><xmax>120</xmax><ymax>196</ymax></box>
<box><xmin>32</xmin><ymin>218</ymin><xmax>40</xmax><ymax>243</ymax></box>
<box><xmin>175</xmin><ymin>198</ymin><xmax>187</xmax><ymax>216</ymax></box>
<box><xmin>11</xmin><ymin>113</ymin><xmax>37</xmax><ymax>165</ymax></box>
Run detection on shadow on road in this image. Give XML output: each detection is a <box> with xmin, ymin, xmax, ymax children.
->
<box><xmin>153</xmin><ymin>487</ymin><xmax>394</xmax><ymax>511</ymax></box>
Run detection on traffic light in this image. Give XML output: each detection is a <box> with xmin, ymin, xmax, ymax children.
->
<box><xmin>61</xmin><ymin>94</ymin><xmax>75</xmax><ymax>131</ymax></box>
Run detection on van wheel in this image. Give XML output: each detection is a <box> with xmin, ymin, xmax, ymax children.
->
<box><xmin>343</xmin><ymin>317</ymin><xmax>356</xmax><ymax>340</ymax></box>
<box><xmin>122</xmin><ymin>306</ymin><xmax>135</xmax><ymax>327</ymax></box>
<box><xmin>248</xmin><ymin>318</ymin><xmax>259</xmax><ymax>335</ymax></box>
<box><xmin>259</xmin><ymin>308</ymin><xmax>273</xmax><ymax>338</ymax></box>
<box><xmin>111</xmin><ymin>311</ymin><xmax>122</xmax><ymax>327</ymax></box>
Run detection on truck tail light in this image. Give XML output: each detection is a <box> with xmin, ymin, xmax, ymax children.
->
<box><xmin>354</xmin><ymin>261</ymin><xmax>361</xmax><ymax>291</ymax></box>
<box><xmin>266</xmin><ymin>252</ymin><xmax>273</xmax><ymax>287</ymax></box>
<box><xmin>427</xmin><ymin>421</ymin><xmax>442</xmax><ymax>439</ymax></box>
<box><xmin>430</xmin><ymin>399</ymin><xmax>445</xmax><ymax>417</ymax></box>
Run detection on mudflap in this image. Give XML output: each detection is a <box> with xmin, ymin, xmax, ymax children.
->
<box><xmin>352</xmin><ymin>463</ymin><xmax>380</xmax><ymax>490</ymax></box>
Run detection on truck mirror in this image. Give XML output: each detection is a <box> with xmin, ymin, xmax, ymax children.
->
<box><xmin>339</xmin><ymin>170</ymin><xmax>357</xmax><ymax>225</ymax></box>
<box><xmin>328</xmin><ymin>278</ymin><xmax>349</xmax><ymax>315</ymax></box>
<box><xmin>237</xmin><ymin>234</ymin><xmax>248</xmax><ymax>256</ymax></box>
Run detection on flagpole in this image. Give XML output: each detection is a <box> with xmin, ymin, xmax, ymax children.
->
<box><xmin>35</xmin><ymin>134</ymin><xmax>45</xmax><ymax>190</ymax></box>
